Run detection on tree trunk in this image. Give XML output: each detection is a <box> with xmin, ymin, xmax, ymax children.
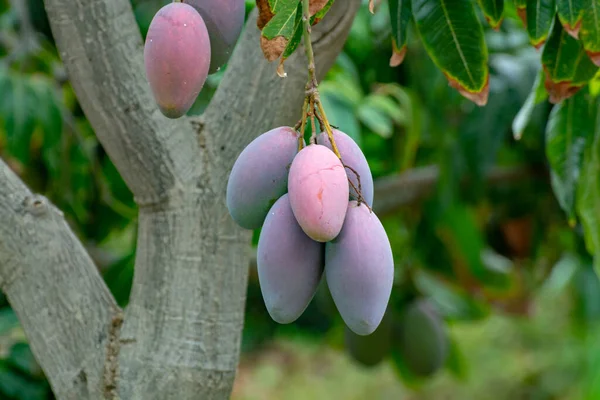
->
<box><xmin>0</xmin><ymin>1</ymin><xmax>360</xmax><ymax>399</ymax></box>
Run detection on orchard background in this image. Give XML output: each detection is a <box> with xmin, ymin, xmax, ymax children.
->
<box><xmin>1</xmin><ymin>0</ymin><xmax>600</xmax><ymax>399</ymax></box>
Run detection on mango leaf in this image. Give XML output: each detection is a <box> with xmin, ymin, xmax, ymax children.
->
<box><xmin>514</xmin><ymin>0</ymin><xmax>527</xmax><ymax>27</ymax></box>
<box><xmin>577</xmin><ymin>98</ymin><xmax>600</xmax><ymax>273</ymax></box>
<box><xmin>389</xmin><ymin>0</ymin><xmax>412</xmax><ymax>66</ymax></box>
<box><xmin>545</xmin><ymin>89</ymin><xmax>593</xmax><ymax>224</ymax></box>
<box><xmin>259</xmin><ymin>0</ymin><xmax>300</xmax><ymax>62</ymax></box>
<box><xmin>8</xmin><ymin>343</ymin><xmax>44</xmax><ymax>379</ymax></box>
<box><xmin>412</xmin><ymin>0</ymin><xmax>489</xmax><ymax>106</ymax></box>
<box><xmin>257</xmin><ymin>0</ymin><xmax>335</xmax><ymax>66</ymax></box>
<box><xmin>477</xmin><ymin>0</ymin><xmax>504</xmax><ymax>30</ymax></box>
<box><xmin>436</xmin><ymin>203</ymin><xmax>511</xmax><ymax>289</ymax></box>
<box><xmin>0</xmin><ymin>308</ymin><xmax>19</xmax><ymax>335</ymax></box>
<box><xmin>413</xmin><ymin>270</ymin><xmax>490</xmax><ymax>321</ymax></box>
<box><xmin>0</xmin><ymin>361</ymin><xmax>48</xmax><ymax>400</ymax></box>
<box><xmin>311</xmin><ymin>0</ymin><xmax>334</xmax><ymax>23</ymax></box>
<box><xmin>542</xmin><ymin>19</ymin><xmax>599</xmax><ymax>103</ymax></box>
<box><xmin>278</xmin><ymin>0</ymin><xmax>335</xmax><ymax>75</ymax></box>
<box><xmin>580</xmin><ymin>0</ymin><xmax>600</xmax><ymax>66</ymax></box>
<box><xmin>445</xmin><ymin>335</ymin><xmax>469</xmax><ymax>380</ymax></box>
<box><xmin>526</xmin><ymin>0</ymin><xmax>556</xmax><ymax>48</ymax></box>
<box><xmin>319</xmin><ymin>84</ymin><xmax>362</xmax><ymax>144</ymax></box>
<box><xmin>103</xmin><ymin>253</ymin><xmax>136</xmax><ymax>307</ymax></box>
<box><xmin>572</xmin><ymin>258</ymin><xmax>600</xmax><ymax>324</ymax></box>
<box><xmin>557</xmin><ymin>0</ymin><xmax>585</xmax><ymax>38</ymax></box>
<box><xmin>512</xmin><ymin>67</ymin><xmax>548</xmax><ymax>140</ymax></box>
<box><xmin>3</xmin><ymin>75</ymin><xmax>37</xmax><ymax>164</ymax></box>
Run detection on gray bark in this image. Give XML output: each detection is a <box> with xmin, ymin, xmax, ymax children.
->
<box><xmin>0</xmin><ymin>1</ymin><xmax>361</xmax><ymax>399</ymax></box>
<box><xmin>0</xmin><ymin>161</ymin><xmax>120</xmax><ymax>400</ymax></box>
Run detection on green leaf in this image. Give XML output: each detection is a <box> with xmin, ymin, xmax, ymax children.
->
<box><xmin>259</xmin><ymin>0</ymin><xmax>300</xmax><ymax>62</ymax></box>
<box><xmin>477</xmin><ymin>0</ymin><xmax>504</xmax><ymax>29</ymax></box>
<box><xmin>437</xmin><ymin>203</ymin><xmax>511</xmax><ymax>288</ymax></box>
<box><xmin>572</xmin><ymin>258</ymin><xmax>600</xmax><ymax>324</ymax></box>
<box><xmin>8</xmin><ymin>343</ymin><xmax>43</xmax><ymax>379</ymax></box>
<box><xmin>262</xmin><ymin>0</ymin><xmax>299</xmax><ymax>39</ymax></box>
<box><xmin>580</xmin><ymin>0</ymin><xmax>600</xmax><ymax>66</ymax></box>
<box><xmin>281</xmin><ymin>3</ymin><xmax>303</xmax><ymax>60</ymax></box>
<box><xmin>413</xmin><ymin>270</ymin><xmax>490</xmax><ymax>321</ymax></box>
<box><xmin>357</xmin><ymin>102</ymin><xmax>394</xmax><ymax>138</ymax></box>
<box><xmin>3</xmin><ymin>75</ymin><xmax>37</xmax><ymax>164</ymax></box>
<box><xmin>412</xmin><ymin>0</ymin><xmax>489</xmax><ymax>106</ymax></box>
<box><xmin>319</xmin><ymin>87</ymin><xmax>362</xmax><ymax>145</ymax></box>
<box><xmin>557</xmin><ymin>0</ymin><xmax>585</xmax><ymax>38</ymax></box>
<box><xmin>545</xmin><ymin>89</ymin><xmax>593</xmax><ymax>223</ymax></box>
<box><xmin>0</xmin><ymin>360</ymin><xmax>48</xmax><ymax>400</ymax></box>
<box><xmin>103</xmin><ymin>252</ymin><xmax>136</xmax><ymax>307</ymax></box>
<box><xmin>312</xmin><ymin>0</ymin><xmax>335</xmax><ymax>21</ymax></box>
<box><xmin>526</xmin><ymin>0</ymin><xmax>556</xmax><ymax>48</ymax></box>
<box><xmin>577</xmin><ymin>98</ymin><xmax>600</xmax><ymax>272</ymax></box>
<box><xmin>445</xmin><ymin>335</ymin><xmax>469</xmax><ymax>380</ymax></box>
<box><xmin>512</xmin><ymin>67</ymin><xmax>548</xmax><ymax>140</ymax></box>
<box><xmin>0</xmin><ymin>308</ymin><xmax>19</xmax><ymax>335</ymax></box>
<box><xmin>389</xmin><ymin>0</ymin><xmax>412</xmax><ymax>66</ymax></box>
<box><xmin>542</xmin><ymin>19</ymin><xmax>599</xmax><ymax>103</ymax></box>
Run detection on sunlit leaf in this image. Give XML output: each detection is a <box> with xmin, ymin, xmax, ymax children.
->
<box><xmin>412</xmin><ymin>0</ymin><xmax>489</xmax><ymax>105</ymax></box>
<box><xmin>545</xmin><ymin>88</ymin><xmax>593</xmax><ymax>223</ymax></box>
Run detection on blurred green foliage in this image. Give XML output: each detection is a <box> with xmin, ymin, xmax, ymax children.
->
<box><xmin>0</xmin><ymin>0</ymin><xmax>599</xmax><ymax>398</ymax></box>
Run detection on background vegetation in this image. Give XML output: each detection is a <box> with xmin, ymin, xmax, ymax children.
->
<box><xmin>1</xmin><ymin>0</ymin><xmax>599</xmax><ymax>398</ymax></box>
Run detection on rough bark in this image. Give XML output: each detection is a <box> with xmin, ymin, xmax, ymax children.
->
<box><xmin>0</xmin><ymin>160</ymin><xmax>120</xmax><ymax>400</ymax></box>
<box><xmin>24</xmin><ymin>1</ymin><xmax>362</xmax><ymax>399</ymax></box>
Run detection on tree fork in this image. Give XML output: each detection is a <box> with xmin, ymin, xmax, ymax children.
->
<box><xmin>0</xmin><ymin>1</ymin><xmax>364</xmax><ymax>399</ymax></box>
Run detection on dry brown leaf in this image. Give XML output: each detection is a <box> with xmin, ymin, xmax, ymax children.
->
<box><xmin>309</xmin><ymin>0</ymin><xmax>330</xmax><ymax>15</ymax></box>
<box><xmin>543</xmin><ymin>73</ymin><xmax>585</xmax><ymax>103</ymax></box>
<box><xmin>256</xmin><ymin>0</ymin><xmax>275</xmax><ymax>30</ymax></box>
<box><xmin>369</xmin><ymin>0</ymin><xmax>376</xmax><ymax>14</ymax></box>
<box><xmin>564</xmin><ymin>20</ymin><xmax>582</xmax><ymax>40</ymax></box>
<box><xmin>260</xmin><ymin>35</ymin><xmax>288</xmax><ymax>62</ymax></box>
<box><xmin>586</xmin><ymin>50</ymin><xmax>600</xmax><ymax>67</ymax></box>
<box><xmin>445</xmin><ymin>73</ymin><xmax>489</xmax><ymax>106</ymax></box>
<box><xmin>389</xmin><ymin>44</ymin><xmax>407</xmax><ymax>67</ymax></box>
<box><xmin>276</xmin><ymin>59</ymin><xmax>288</xmax><ymax>78</ymax></box>
<box><xmin>516</xmin><ymin>7</ymin><xmax>527</xmax><ymax>29</ymax></box>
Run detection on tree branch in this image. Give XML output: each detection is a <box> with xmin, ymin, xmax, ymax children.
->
<box><xmin>373</xmin><ymin>164</ymin><xmax>544</xmax><ymax>217</ymax></box>
<box><xmin>0</xmin><ymin>159</ymin><xmax>120</xmax><ymax>399</ymax></box>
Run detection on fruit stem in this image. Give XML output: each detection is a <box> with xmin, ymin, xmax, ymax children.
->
<box><xmin>300</xmin><ymin>0</ymin><xmax>341</xmax><ymax>158</ymax></box>
<box><xmin>315</xmin><ymin>100</ymin><xmax>341</xmax><ymax>158</ymax></box>
<box><xmin>298</xmin><ymin>97</ymin><xmax>308</xmax><ymax>150</ymax></box>
<box><xmin>309</xmin><ymin>97</ymin><xmax>317</xmax><ymax>145</ymax></box>
<box><xmin>301</xmin><ymin>0</ymin><xmax>317</xmax><ymax>90</ymax></box>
